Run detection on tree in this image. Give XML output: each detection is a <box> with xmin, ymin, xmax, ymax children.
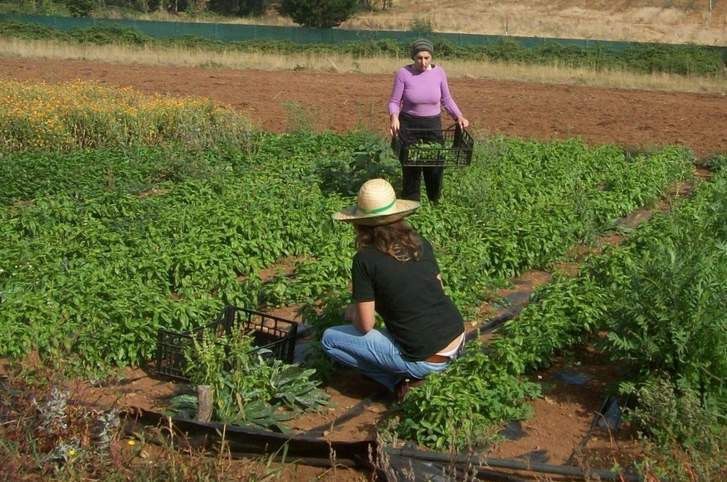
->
<box><xmin>239</xmin><ymin>0</ymin><xmax>266</xmax><ymax>15</ymax></box>
<box><xmin>66</xmin><ymin>0</ymin><xmax>94</xmax><ymax>16</ymax></box>
<box><xmin>278</xmin><ymin>0</ymin><xmax>358</xmax><ymax>28</ymax></box>
<box><xmin>208</xmin><ymin>0</ymin><xmax>267</xmax><ymax>16</ymax></box>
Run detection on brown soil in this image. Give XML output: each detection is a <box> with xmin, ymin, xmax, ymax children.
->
<box><xmin>258</xmin><ymin>256</ymin><xmax>304</xmax><ymax>284</ymax></box>
<box><xmin>1</xmin><ymin>57</ymin><xmax>726</xmax><ymax>158</ymax></box>
<box><xmin>59</xmin><ymin>358</ymin><xmax>634</xmax><ymax>474</ymax></box>
<box><xmin>487</xmin><ymin>347</ymin><xmax>641</xmax><ymax>468</ymax></box>
<box><xmin>290</xmin><ymin>368</ymin><xmax>390</xmax><ymax>442</ymax></box>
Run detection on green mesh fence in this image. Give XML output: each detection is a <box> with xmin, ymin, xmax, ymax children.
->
<box><xmin>3</xmin><ymin>13</ymin><xmax>725</xmax><ymax>55</ymax></box>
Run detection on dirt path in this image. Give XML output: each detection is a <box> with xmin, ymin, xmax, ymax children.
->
<box><xmin>2</xmin><ymin>56</ymin><xmax>726</xmax><ymax>157</ymax></box>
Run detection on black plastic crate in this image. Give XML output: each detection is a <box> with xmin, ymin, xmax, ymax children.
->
<box><xmin>392</xmin><ymin>124</ymin><xmax>474</xmax><ymax>167</ymax></box>
<box><xmin>153</xmin><ymin>306</ymin><xmax>298</xmax><ymax>382</ymax></box>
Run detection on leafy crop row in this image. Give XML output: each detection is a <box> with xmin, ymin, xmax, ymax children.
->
<box><xmin>0</xmin><ymin>129</ymin><xmax>692</xmax><ymax>377</ymax></box>
<box><xmin>399</xmin><ymin>166</ymin><xmax>726</xmax><ymax>451</ymax></box>
<box><xmin>0</xmin><ymin>146</ymin><xmax>238</xmax><ymax>204</ymax></box>
<box><xmin>410</xmin><ymin>140</ymin><xmax>693</xmax><ymax>314</ymax></box>
<box><xmin>497</xmin><ymin>166</ymin><xmax>726</xmax><ymax>402</ymax></box>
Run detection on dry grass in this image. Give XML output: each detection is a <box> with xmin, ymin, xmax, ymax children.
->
<box><xmin>109</xmin><ymin>1</ymin><xmax>727</xmax><ymax>45</ymax></box>
<box><xmin>2</xmin><ymin>37</ymin><xmax>726</xmax><ymax>95</ymax></box>
<box><xmin>343</xmin><ymin>0</ymin><xmax>727</xmax><ymax>46</ymax></box>
<box><xmin>0</xmin><ymin>363</ymin><xmax>346</xmax><ymax>481</ymax></box>
<box><xmin>102</xmin><ymin>7</ymin><xmax>297</xmax><ymax>27</ymax></box>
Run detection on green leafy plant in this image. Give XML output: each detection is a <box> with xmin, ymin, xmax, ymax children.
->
<box><xmin>397</xmin><ymin>343</ymin><xmax>540</xmax><ymax>450</ymax></box>
<box><xmin>316</xmin><ymin>134</ymin><xmax>400</xmax><ymax>196</ymax></box>
<box><xmin>174</xmin><ymin>327</ymin><xmax>328</xmax><ymax>430</ymax></box>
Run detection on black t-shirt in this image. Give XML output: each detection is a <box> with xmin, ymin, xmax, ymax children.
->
<box><xmin>351</xmin><ymin>237</ymin><xmax>465</xmax><ymax>361</ymax></box>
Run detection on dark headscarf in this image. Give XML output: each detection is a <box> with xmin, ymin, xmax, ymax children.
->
<box><xmin>410</xmin><ymin>38</ymin><xmax>434</xmax><ymax>59</ymax></box>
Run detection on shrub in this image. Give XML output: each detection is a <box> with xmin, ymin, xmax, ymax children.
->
<box><xmin>625</xmin><ymin>377</ymin><xmax>726</xmax><ymax>481</ymax></box>
<box><xmin>598</xmin><ymin>198</ymin><xmax>727</xmax><ymax>398</ymax></box>
<box><xmin>278</xmin><ymin>0</ymin><xmax>358</xmax><ymax>28</ymax></box>
<box><xmin>66</xmin><ymin>0</ymin><xmax>94</xmax><ymax>17</ymax></box>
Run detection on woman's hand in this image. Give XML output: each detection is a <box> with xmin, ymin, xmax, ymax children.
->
<box><xmin>456</xmin><ymin>117</ymin><xmax>470</xmax><ymax>130</ymax></box>
<box><xmin>390</xmin><ymin>114</ymin><xmax>400</xmax><ymax>137</ymax></box>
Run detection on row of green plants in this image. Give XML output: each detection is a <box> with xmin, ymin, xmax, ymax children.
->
<box><xmin>0</xmin><ymin>130</ymin><xmax>693</xmax><ymax>375</ymax></box>
<box><xmin>0</xmin><ymin>145</ymin><xmax>237</xmax><ymax>204</ymax></box>
<box><xmin>1</xmin><ymin>20</ymin><xmax>724</xmax><ymax>76</ymax></box>
<box><xmin>398</xmin><ymin>164</ymin><xmax>726</xmax><ymax>479</ymax></box>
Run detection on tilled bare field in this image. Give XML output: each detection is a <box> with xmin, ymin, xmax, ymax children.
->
<box><xmin>2</xmin><ymin>56</ymin><xmax>726</xmax><ymax>157</ymax></box>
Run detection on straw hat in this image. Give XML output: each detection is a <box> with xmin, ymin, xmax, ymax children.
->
<box><xmin>332</xmin><ymin>179</ymin><xmax>420</xmax><ymax>226</ymax></box>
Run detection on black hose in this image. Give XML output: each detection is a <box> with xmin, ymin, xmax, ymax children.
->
<box><xmin>123</xmin><ymin>407</ymin><xmax>644</xmax><ymax>481</ymax></box>
<box><xmin>385</xmin><ymin>447</ymin><xmax>642</xmax><ymax>481</ymax></box>
<box><xmin>466</xmin><ymin>290</ymin><xmax>533</xmax><ymax>342</ymax></box>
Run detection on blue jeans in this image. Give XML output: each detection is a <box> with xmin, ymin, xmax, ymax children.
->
<box><xmin>320</xmin><ymin>324</ymin><xmax>451</xmax><ymax>392</ymax></box>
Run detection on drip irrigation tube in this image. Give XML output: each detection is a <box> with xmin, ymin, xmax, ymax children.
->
<box><xmin>466</xmin><ymin>290</ymin><xmax>533</xmax><ymax>342</ymax></box>
<box><xmin>122</xmin><ymin>407</ymin><xmax>375</xmax><ymax>468</ymax></box>
<box><xmin>565</xmin><ymin>394</ymin><xmax>623</xmax><ymax>466</ymax></box>
<box><xmin>386</xmin><ymin>455</ymin><xmax>529</xmax><ymax>482</ymax></box>
<box><xmin>385</xmin><ymin>447</ymin><xmax>642</xmax><ymax>481</ymax></box>
<box><xmin>123</xmin><ymin>407</ymin><xmax>643</xmax><ymax>481</ymax></box>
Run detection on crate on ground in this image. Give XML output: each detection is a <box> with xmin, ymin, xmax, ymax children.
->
<box><xmin>154</xmin><ymin>305</ymin><xmax>298</xmax><ymax>382</ymax></box>
<box><xmin>393</xmin><ymin>124</ymin><xmax>474</xmax><ymax>167</ymax></box>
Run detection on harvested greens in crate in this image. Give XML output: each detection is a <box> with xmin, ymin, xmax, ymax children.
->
<box><xmin>392</xmin><ymin>124</ymin><xmax>474</xmax><ymax>167</ymax></box>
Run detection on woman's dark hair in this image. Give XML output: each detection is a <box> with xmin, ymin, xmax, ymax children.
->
<box><xmin>355</xmin><ymin>219</ymin><xmax>422</xmax><ymax>262</ymax></box>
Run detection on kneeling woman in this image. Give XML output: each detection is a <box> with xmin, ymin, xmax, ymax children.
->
<box><xmin>322</xmin><ymin>178</ymin><xmax>465</xmax><ymax>398</ymax></box>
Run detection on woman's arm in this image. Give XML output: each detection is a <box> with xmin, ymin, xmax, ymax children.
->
<box><xmin>439</xmin><ymin>69</ymin><xmax>469</xmax><ymax>129</ymax></box>
<box><xmin>345</xmin><ymin>301</ymin><xmax>376</xmax><ymax>333</ymax></box>
<box><xmin>388</xmin><ymin>69</ymin><xmax>405</xmax><ymax>135</ymax></box>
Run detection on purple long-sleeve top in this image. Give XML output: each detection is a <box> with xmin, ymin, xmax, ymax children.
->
<box><xmin>388</xmin><ymin>65</ymin><xmax>463</xmax><ymax>119</ymax></box>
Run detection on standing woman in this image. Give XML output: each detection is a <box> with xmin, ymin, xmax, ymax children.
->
<box><xmin>321</xmin><ymin>178</ymin><xmax>465</xmax><ymax>400</ymax></box>
<box><xmin>388</xmin><ymin>38</ymin><xmax>469</xmax><ymax>203</ymax></box>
